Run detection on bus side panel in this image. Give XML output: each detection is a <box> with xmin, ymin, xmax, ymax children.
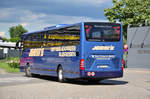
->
<box><xmin>58</xmin><ymin>45</ymin><xmax>80</xmax><ymax>78</ymax></box>
<box><xmin>34</xmin><ymin>45</ymin><xmax>81</xmax><ymax>78</ymax></box>
<box><xmin>30</xmin><ymin>49</ymin><xmax>61</xmax><ymax>76</ymax></box>
<box><xmin>20</xmin><ymin>49</ymin><xmax>34</xmax><ymax>72</ymax></box>
<box><xmin>20</xmin><ymin>46</ymin><xmax>81</xmax><ymax>78</ymax></box>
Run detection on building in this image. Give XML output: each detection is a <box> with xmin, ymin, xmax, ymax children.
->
<box><xmin>127</xmin><ymin>26</ymin><xmax>150</xmax><ymax>68</ymax></box>
<box><xmin>0</xmin><ymin>37</ymin><xmax>21</xmax><ymax>58</ymax></box>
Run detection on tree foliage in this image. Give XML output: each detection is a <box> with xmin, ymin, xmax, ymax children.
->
<box><xmin>9</xmin><ymin>25</ymin><xmax>28</xmax><ymax>42</ymax></box>
<box><xmin>1</xmin><ymin>37</ymin><xmax>9</xmax><ymax>42</ymax></box>
<box><xmin>104</xmin><ymin>0</ymin><xmax>150</xmax><ymax>40</ymax></box>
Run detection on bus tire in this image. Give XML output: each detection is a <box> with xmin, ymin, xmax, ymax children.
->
<box><xmin>57</xmin><ymin>66</ymin><xmax>65</xmax><ymax>83</ymax></box>
<box><xmin>25</xmin><ymin>64</ymin><xmax>32</xmax><ymax>77</ymax></box>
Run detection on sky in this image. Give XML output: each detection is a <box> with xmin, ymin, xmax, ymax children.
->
<box><xmin>0</xmin><ymin>0</ymin><xmax>113</xmax><ymax>38</ymax></box>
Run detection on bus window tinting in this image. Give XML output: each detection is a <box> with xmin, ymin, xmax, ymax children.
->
<box><xmin>85</xmin><ymin>23</ymin><xmax>121</xmax><ymax>42</ymax></box>
<box><xmin>45</xmin><ymin>25</ymin><xmax>80</xmax><ymax>47</ymax></box>
<box><xmin>23</xmin><ymin>25</ymin><xmax>80</xmax><ymax>49</ymax></box>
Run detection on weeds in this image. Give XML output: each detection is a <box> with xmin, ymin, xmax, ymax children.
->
<box><xmin>0</xmin><ymin>57</ymin><xmax>20</xmax><ymax>73</ymax></box>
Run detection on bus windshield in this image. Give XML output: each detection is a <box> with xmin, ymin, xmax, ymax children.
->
<box><xmin>85</xmin><ymin>23</ymin><xmax>121</xmax><ymax>42</ymax></box>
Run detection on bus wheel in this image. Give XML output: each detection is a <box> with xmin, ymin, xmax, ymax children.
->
<box><xmin>57</xmin><ymin>67</ymin><xmax>65</xmax><ymax>83</ymax></box>
<box><xmin>25</xmin><ymin>65</ymin><xmax>32</xmax><ymax>77</ymax></box>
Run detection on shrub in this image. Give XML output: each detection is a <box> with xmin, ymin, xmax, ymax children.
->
<box><xmin>8</xmin><ymin>62</ymin><xmax>20</xmax><ymax>69</ymax></box>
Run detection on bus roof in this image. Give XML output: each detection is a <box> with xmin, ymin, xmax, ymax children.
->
<box><xmin>22</xmin><ymin>22</ymin><xmax>121</xmax><ymax>40</ymax></box>
<box><xmin>22</xmin><ymin>22</ymin><xmax>82</xmax><ymax>40</ymax></box>
<box><xmin>23</xmin><ymin>22</ymin><xmax>82</xmax><ymax>35</ymax></box>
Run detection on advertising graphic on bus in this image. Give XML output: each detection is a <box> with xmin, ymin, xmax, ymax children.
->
<box><xmin>20</xmin><ymin>22</ymin><xmax>123</xmax><ymax>82</ymax></box>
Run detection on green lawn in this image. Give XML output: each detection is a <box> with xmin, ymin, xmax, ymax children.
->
<box><xmin>0</xmin><ymin>57</ymin><xmax>20</xmax><ymax>73</ymax></box>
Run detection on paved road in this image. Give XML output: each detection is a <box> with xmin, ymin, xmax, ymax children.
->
<box><xmin>0</xmin><ymin>73</ymin><xmax>49</xmax><ymax>87</ymax></box>
<box><xmin>0</xmin><ymin>69</ymin><xmax>150</xmax><ymax>99</ymax></box>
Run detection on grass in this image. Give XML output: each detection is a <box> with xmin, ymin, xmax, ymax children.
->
<box><xmin>0</xmin><ymin>57</ymin><xmax>20</xmax><ymax>73</ymax></box>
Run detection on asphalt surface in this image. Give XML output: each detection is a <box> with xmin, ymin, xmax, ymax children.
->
<box><xmin>0</xmin><ymin>73</ymin><xmax>48</xmax><ymax>87</ymax></box>
<box><xmin>0</xmin><ymin>69</ymin><xmax>150</xmax><ymax>99</ymax></box>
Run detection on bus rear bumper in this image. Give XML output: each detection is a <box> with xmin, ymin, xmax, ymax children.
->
<box><xmin>81</xmin><ymin>70</ymin><xmax>123</xmax><ymax>79</ymax></box>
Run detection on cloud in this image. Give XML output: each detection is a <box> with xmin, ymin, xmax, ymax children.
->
<box><xmin>0</xmin><ymin>32</ymin><xmax>6</xmax><ymax>38</ymax></box>
<box><xmin>21</xmin><ymin>23</ymin><xmax>28</xmax><ymax>27</ymax></box>
<box><xmin>0</xmin><ymin>0</ymin><xmax>111</xmax><ymax>38</ymax></box>
<box><xmin>0</xmin><ymin>8</ymin><xmax>26</xmax><ymax>23</ymax></box>
<box><xmin>0</xmin><ymin>0</ymin><xmax>111</xmax><ymax>19</ymax></box>
<box><xmin>50</xmin><ymin>0</ymin><xmax>112</xmax><ymax>6</ymax></box>
<box><xmin>0</xmin><ymin>8</ymin><xmax>108</xmax><ymax>32</ymax></box>
<box><xmin>0</xmin><ymin>0</ymin><xmax>112</xmax><ymax>7</ymax></box>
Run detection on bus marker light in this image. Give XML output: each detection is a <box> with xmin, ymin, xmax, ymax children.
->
<box><xmin>91</xmin><ymin>72</ymin><xmax>95</xmax><ymax>76</ymax></box>
<box><xmin>121</xmin><ymin>59</ymin><xmax>124</xmax><ymax>71</ymax></box>
<box><xmin>121</xmin><ymin>65</ymin><xmax>124</xmax><ymax>71</ymax></box>
<box><xmin>87</xmin><ymin>72</ymin><xmax>95</xmax><ymax>76</ymax></box>
<box><xmin>87</xmin><ymin>72</ymin><xmax>91</xmax><ymax>76</ymax></box>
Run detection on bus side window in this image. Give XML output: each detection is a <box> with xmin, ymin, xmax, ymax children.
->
<box><xmin>41</xmin><ymin>25</ymin><xmax>80</xmax><ymax>48</ymax></box>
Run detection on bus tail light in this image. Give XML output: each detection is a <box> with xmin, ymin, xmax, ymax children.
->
<box><xmin>121</xmin><ymin>59</ymin><xmax>124</xmax><ymax>71</ymax></box>
<box><xmin>80</xmin><ymin>59</ymin><xmax>85</xmax><ymax>70</ymax></box>
<box><xmin>121</xmin><ymin>66</ymin><xmax>124</xmax><ymax>71</ymax></box>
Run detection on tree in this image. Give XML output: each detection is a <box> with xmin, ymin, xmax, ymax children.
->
<box><xmin>9</xmin><ymin>25</ymin><xmax>28</xmax><ymax>42</ymax></box>
<box><xmin>104</xmin><ymin>0</ymin><xmax>150</xmax><ymax>40</ymax></box>
<box><xmin>1</xmin><ymin>37</ymin><xmax>9</xmax><ymax>42</ymax></box>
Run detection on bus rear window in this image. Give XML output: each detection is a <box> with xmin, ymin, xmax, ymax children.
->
<box><xmin>85</xmin><ymin>23</ymin><xmax>121</xmax><ymax>42</ymax></box>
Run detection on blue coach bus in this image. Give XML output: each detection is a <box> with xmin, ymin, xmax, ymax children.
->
<box><xmin>20</xmin><ymin>22</ymin><xmax>123</xmax><ymax>82</ymax></box>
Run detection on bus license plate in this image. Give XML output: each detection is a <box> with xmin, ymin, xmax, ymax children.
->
<box><xmin>97</xmin><ymin>65</ymin><xmax>108</xmax><ymax>68</ymax></box>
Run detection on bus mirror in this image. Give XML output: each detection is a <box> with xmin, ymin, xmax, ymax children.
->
<box><xmin>16</xmin><ymin>41</ymin><xmax>23</xmax><ymax>49</ymax></box>
<box><xmin>76</xmin><ymin>52</ymin><xmax>79</xmax><ymax>56</ymax></box>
